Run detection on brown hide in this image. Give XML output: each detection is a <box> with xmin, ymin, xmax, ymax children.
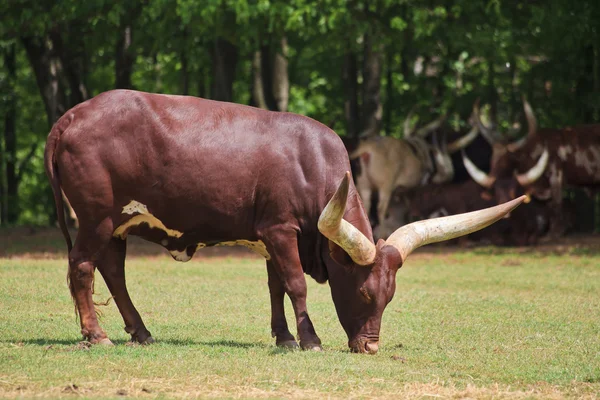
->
<box><xmin>44</xmin><ymin>89</ymin><xmax>399</xmax><ymax>354</ymax></box>
<box><xmin>46</xmin><ymin>90</ymin><xmax>523</xmax><ymax>354</ymax></box>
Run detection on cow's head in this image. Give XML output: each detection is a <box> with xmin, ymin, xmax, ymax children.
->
<box><xmin>318</xmin><ymin>172</ymin><xmax>525</xmax><ymax>354</ymax></box>
<box><xmin>464</xmin><ymin>98</ymin><xmax>550</xmax><ymax>207</ymax></box>
<box><xmin>473</xmin><ymin>97</ymin><xmax>538</xmax><ymax>165</ymax></box>
<box><xmin>463</xmin><ymin>146</ymin><xmax>549</xmax><ymax>207</ymax></box>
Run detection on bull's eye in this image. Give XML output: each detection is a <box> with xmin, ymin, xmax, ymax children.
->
<box><xmin>359</xmin><ymin>286</ymin><xmax>373</xmax><ymax>304</ymax></box>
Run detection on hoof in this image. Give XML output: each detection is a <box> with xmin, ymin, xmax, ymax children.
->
<box><xmin>98</xmin><ymin>338</ymin><xmax>114</xmax><ymax>346</ymax></box>
<box><xmin>276</xmin><ymin>339</ymin><xmax>299</xmax><ymax>349</ymax></box>
<box><xmin>140</xmin><ymin>336</ymin><xmax>155</xmax><ymax>345</ymax></box>
<box><xmin>300</xmin><ymin>342</ymin><xmax>322</xmax><ymax>351</ymax></box>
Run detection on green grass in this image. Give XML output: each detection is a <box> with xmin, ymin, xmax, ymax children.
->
<box><xmin>1</xmin><ymin>247</ymin><xmax>599</xmax><ymax>398</ymax></box>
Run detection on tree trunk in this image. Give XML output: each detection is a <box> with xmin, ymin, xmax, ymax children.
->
<box><xmin>22</xmin><ymin>36</ymin><xmax>77</xmax><ymax>227</ymax></box>
<box><xmin>486</xmin><ymin>56</ymin><xmax>497</xmax><ymax>123</ymax></box>
<box><xmin>211</xmin><ymin>37</ymin><xmax>238</xmax><ymax>102</ymax></box>
<box><xmin>272</xmin><ymin>37</ymin><xmax>289</xmax><ymax>112</ymax></box>
<box><xmin>252</xmin><ymin>50</ymin><xmax>268</xmax><ymax>109</ymax></box>
<box><xmin>21</xmin><ymin>36</ymin><xmax>67</xmax><ymax>127</ymax></box>
<box><xmin>3</xmin><ymin>44</ymin><xmax>18</xmax><ymax>224</ymax></box>
<box><xmin>115</xmin><ymin>24</ymin><xmax>134</xmax><ymax>89</ymax></box>
<box><xmin>0</xmin><ymin>135</ymin><xmax>5</xmax><ymax>225</ymax></box>
<box><xmin>343</xmin><ymin>50</ymin><xmax>360</xmax><ymax>137</ymax></box>
<box><xmin>181</xmin><ymin>27</ymin><xmax>189</xmax><ymax>95</ymax></box>
<box><xmin>49</xmin><ymin>27</ymin><xmax>89</xmax><ymax>105</ymax></box>
<box><xmin>361</xmin><ymin>33</ymin><xmax>383</xmax><ymax>136</ymax></box>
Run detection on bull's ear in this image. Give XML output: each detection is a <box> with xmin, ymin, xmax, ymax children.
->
<box><xmin>328</xmin><ymin>241</ymin><xmax>352</xmax><ymax>266</ymax></box>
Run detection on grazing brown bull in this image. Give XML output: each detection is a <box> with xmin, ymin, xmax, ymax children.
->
<box><xmin>45</xmin><ymin>90</ymin><xmax>523</xmax><ymax>354</ymax></box>
<box><xmin>464</xmin><ymin>99</ymin><xmax>600</xmax><ymax>237</ymax></box>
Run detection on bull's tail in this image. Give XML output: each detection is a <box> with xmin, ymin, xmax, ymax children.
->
<box><xmin>44</xmin><ymin>118</ymin><xmax>73</xmax><ymax>253</ymax></box>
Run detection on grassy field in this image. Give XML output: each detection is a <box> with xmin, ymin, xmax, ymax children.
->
<box><xmin>1</xmin><ymin>231</ymin><xmax>599</xmax><ymax>398</ymax></box>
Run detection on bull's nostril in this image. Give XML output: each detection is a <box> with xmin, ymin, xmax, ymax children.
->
<box><xmin>365</xmin><ymin>341</ymin><xmax>379</xmax><ymax>354</ymax></box>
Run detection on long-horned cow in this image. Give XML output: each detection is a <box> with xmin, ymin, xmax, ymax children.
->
<box><xmin>463</xmin><ymin>99</ymin><xmax>600</xmax><ymax>236</ymax></box>
<box><xmin>350</xmin><ymin>116</ymin><xmax>478</xmax><ymax>230</ymax></box>
<box><xmin>45</xmin><ymin>90</ymin><xmax>523</xmax><ymax>354</ymax></box>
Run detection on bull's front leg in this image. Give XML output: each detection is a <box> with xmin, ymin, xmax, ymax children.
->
<box><xmin>261</xmin><ymin>227</ymin><xmax>322</xmax><ymax>351</ymax></box>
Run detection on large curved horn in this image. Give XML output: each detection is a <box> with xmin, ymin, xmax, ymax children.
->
<box><xmin>385</xmin><ymin>196</ymin><xmax>526</xmax><ymax>262</ymax></box>
<box><xmin>447</xmin><ymin>126</ymin><xmax>479</xmax><ymax>153</ymax></box>
<box><xmin>414</xmin><ymin>114</ymin><xmax>447</xmax><ymax>137</ymax></box>
<box><xmin>473</xmin><ymin>99</ymin><xmax>497</xmax><ymax>145</ymax></box>
<box><xmin>515</xmin><ymin>148</ymin><xmax>549</xmax><ymax>186</ymax></box>
<box><xmin>462</xmin><ymin>150</ymin><xmax>496</xmax><ymax>188</ymax></box>
<box><xmin>318</xmin><ymin>172</ymin><xmax>377</xmax><ymax>266</ymax></box>
<box><xmin>523</xmin><ymin>97</ymin><xmax>538</xmax><ymax>138</ymax></box>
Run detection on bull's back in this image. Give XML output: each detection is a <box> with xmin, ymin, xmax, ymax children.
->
<box><xmin>55</xmin><ymin>90</ymin><xmax>347</xmax><ymax>236</ymax></box>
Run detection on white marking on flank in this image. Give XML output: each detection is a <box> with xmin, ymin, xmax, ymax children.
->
<box><xmin>195</xmin><ymin>240</ymin><xmax>271</xmax><ymax>260</ymax></box>
<box><xmin>114</xmin><ymin>201</ymin><xmax>271</xmax><ymax>260</ymax></box>
<box><xmin>114</xmin><ymin>200</ymin><xmax>184</xmax><ymax>239</ymax></box>
<box><xmin>169</xmin><ymin>249</ymin><xmax>192</xmax><ymax>262</ymax></box>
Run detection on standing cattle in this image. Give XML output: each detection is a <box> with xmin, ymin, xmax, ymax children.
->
<box><xmin>45</xmin><ymin>90</ymin><xmax>524</xmax><ymax>354</ymax></box>
<box><xmin>350</xmin><ymin>117</ymin><xmax>477</xmax><ymax>229</ymax></box>
<box><xmin>463</xmin><ymin>99</ymin><xmax>600</xmax><ymax>237</ymax></box>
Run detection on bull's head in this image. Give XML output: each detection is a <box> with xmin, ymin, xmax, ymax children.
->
<box><xmin>463</xmin><ymin>147</ymin><xmax>549</xmax><ymax>206</ymax></box>
<box><xmin>464</xmin><ymin>98</ymin><xmax>549</xmax><ymax>207</ymax></box>
<box><xmin>473</xmin><ymin>97</ymin><xmax>538</xmax><ymax>165</ymax></box>
<box><xmin>318</xmin><ymin>172</ymin><xmax>525</xmax><ymax>354</ymax></box>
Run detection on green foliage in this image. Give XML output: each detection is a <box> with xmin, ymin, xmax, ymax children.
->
<box><xmin>1</xmin><ymin>0</ymin><xmax>599</xmax><ymax>224</ymax></box>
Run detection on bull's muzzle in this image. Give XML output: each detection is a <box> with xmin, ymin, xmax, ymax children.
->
<box><xmin>349</xmin><ymin>338</ymin><xmax>380</xmax><ymax>354</ymax></box>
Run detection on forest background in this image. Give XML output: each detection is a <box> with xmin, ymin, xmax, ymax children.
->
<box><xmin>0</xmin><ymin>0</ymin><xmax>598</xmax><ymax>226</ymax></box>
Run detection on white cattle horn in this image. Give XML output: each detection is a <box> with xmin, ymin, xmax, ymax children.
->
<box><xmin>516</xmin><ymin>148</ymin><xmax>549</xmax><ymax>186</ymax></box>
<box><xmin>318</xmin><ymin>172</ymin><xmax>377</xmax><ymax>266</ymax></box>
<box><xmin>414</xmin><ymin>114</ymin><xmax>447</xmax><ymax>137</ymax></box>
<box><xmin>523</xmin><ymin>97</ymin><xmax>538</xmax><ymax>138</ymax></box>
<box><xmin>462</xmin><ymin>150</ymin><xmax>496</xmax><ymax>188</ymax></box>
<box><xmin>506</xmin><ymin>135</ymin><xmax>528</xmax><ymax>152</ymax></box>
<box><xmin>447</xmin><ymin>126</ymin><xmax>479</xmax><ymax>153</ymax></box>
<box><xmin>385</xmin><ymin>196</ymin><xmax>526</xmax><ymax>262</ymax></box>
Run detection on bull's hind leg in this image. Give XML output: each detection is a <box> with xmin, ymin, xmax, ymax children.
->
<box><xmin>68</xmin><ymin>219</ymin><xmax>114</xmax><ymax>344</ymax></box>
<box><xmin>266</xmin><ymin>261</ymin><xmax>298</xmax><ymax>348</ymax></box>
<box><xmin>96</xmin><ymin>238</ymin><xmax>153</xmax><ymax>344</ymax></box>
<box><xmin>261</xmin><ymin>227</ymin><xmax>322</xmax><ymax>351</ymax></box>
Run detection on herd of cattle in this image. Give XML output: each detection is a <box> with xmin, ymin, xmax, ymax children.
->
<box><xmin>346</xmin><ymin>99</ymin><xmax>600</xmax><ymax>245</ymax></box>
